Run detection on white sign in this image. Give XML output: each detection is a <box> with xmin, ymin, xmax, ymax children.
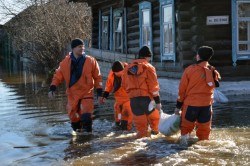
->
<box><xmin>206</xmin><ymin>16</ymin><xmax>229</xmax><ymax>25</ymax></box>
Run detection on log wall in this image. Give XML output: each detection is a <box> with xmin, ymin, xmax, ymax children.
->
<box><xmin>176</xmin><ymin>0</ymin><xmax>233</xmax><ymax>68</ymax></box>
<box><xmin>73</xmin><ymin>0</ymin><xmax>250</xmax><ymax>79</ymax></box>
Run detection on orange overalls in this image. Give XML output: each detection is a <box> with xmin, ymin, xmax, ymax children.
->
<box><xmin>104</xmin><ymin>69</ymin><xmax>133</xmax><ymax>130</ymax></box>
<box><xmin>122</xmin><ymin>59</ymin><xmax>160</xmax><ymax>138</ymax></box>
<box><xmin>176</xmin><ymin>61</ymin><xmax>221</xmax><ymax>140</ymax></box>
<box><xmin>51</xmin><ymin>53</ymin><xmax>102</xmax><ymax>132</ymax></box>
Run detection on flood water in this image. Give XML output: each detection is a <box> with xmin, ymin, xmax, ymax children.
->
<box><xmin>0</xmin><ymin>67</ymin><xmax>249</xmax><ymax>166</ymax></box>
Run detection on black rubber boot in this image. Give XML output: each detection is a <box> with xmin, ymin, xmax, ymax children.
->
<box><xmin>120</xmin><ymin>120</ymin><xmax>128</xmax><ymax>130</ymax></box>
<box><xmin>71</xmin><ymin>121</ymin><xmax>82</xmax><ymax>131</ymax></box>
<box><xmin>81</xmin><ymin>113</ymin><xmax>93</xmax><ymax>132</ymax></box>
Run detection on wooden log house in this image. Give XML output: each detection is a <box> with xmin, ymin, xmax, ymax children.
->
<box><xmin>70</xmin><ymin>0</ymin><xmax>250</xmax><ymax>80</ymax></box>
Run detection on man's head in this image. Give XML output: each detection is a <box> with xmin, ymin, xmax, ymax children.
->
<box><xmin>71</xmin><ymin>38</ymin><xmax>84</xmax><ymax>49</ymax></box>
<box><xmin>112</xmin><ymin>61</ymin><xmax>124</xmax><ymax>72</ymax></box>
<box><xmin>71</xmin><ymin>38</ymin><xmax>85</xmax><ymax>56</ymax></box>
<box><xmin>138</xmin><ymin>46</ymin><xmax>152</xmax><ymax>59</ymax></box>
<box><xmin>197</xmin><ymin>46</ymin><xmax>214</xmax><ymax>61</ymax></box>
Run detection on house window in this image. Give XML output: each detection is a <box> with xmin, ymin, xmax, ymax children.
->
<box><xmin>163</xmin><ymin>6</ymin><xmax>173</xmax><ymax>53</ymax></box>
<box><xmin>159</xmin><ymin>0</ymin><xmax>176</xmax><ymax>63</ymax></box>
<box><xmin>102</xmin><ymin>16</ymin><xmax>109</xmax><ymax>50</ymax></box>
<box><xmin>142</xmin><ymin>9</ymin><xmax>151</xmax><ymax>46</ymax></box>
<box><xmin>113</xmin><ymin>10</ymin><xmax>123</xmax><ymax>52</ymax></box>
<box><xmin>232</xmin><ymin>0</ymin><xmax>250</xmax><ymax>66</ymax></box>
<box><xmin>139</xmin><ymin>2</ymin><xmax>152</xmax><ymax>51</ymax></box>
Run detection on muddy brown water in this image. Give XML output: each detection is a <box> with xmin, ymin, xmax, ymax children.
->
<box><xmin>0</xmin><ymin>69</ymin><xmax>249</xmax><ymax>166</ymax></box>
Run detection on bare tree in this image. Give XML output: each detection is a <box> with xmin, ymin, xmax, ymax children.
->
<box><xmin>1</xmin><ymin>0</ymin><xmax>92</xmax><ymax>70</ymax></box>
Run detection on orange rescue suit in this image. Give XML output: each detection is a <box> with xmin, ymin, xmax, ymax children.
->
<box><xmin>122</xmin><ymin>59</ymin><xmax>160</xmax><ymax>138</ymax></box>
<box><xmin>177</xmin><ymin>61</ymin><xmax>221</xmax><ymax>140</ymax></box>
<box><xmin>104</xmin><ymin>68</ymin><xmax>133</xmax><ymax>130</ymax></box>
<box><xmin>51</xmin><ymin>54</ymin><xmax>102</xmax><ymax>124</ymax></box>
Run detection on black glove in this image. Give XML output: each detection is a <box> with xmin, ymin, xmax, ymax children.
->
<box><xmin>96</xmin><ymin>88</ymin><xmax>103</xmax><ymax>98</ymax></box>
<box><xmin>49</xmin><ymin>85</ymin><xmax>56</xmax><ymax>92</ymax></box>
<box><xmin>48</xmin><ymin>85</ymin><xmax>56</xmax><ymax>98</ymax></box>
<box><xmin>102</xmin><ymin>91</ymin><xmax>110</xmax><ymax>99</ymax></box>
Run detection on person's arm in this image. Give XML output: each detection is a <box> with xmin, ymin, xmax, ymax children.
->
<box><xmin>101</xmin><ymin>70</ymin><xmax>114</xmax><ymax>103</ymax></box>
<box><xmin>175</xmin><ymin>69</ymin><xmax>189</xmax><ymax>114</ymax></box>
<box><xmin>91</xmin><ymin>57</ymin><xmax>103</xmax><ymax>102</ymax></box>
<box><xmin>146</xmin><ymin>65</ymin><xmax>162</xmax><ymax>111</ymax></box>
<box><xmin>48</xmin><ymin>85</ymin><xmax>56</xmax><ymax>98</ymax></box>
<box><xmin>48</xmin><ymin>62</ymin><xmax>65</xmax><ymax>98</ymax></box>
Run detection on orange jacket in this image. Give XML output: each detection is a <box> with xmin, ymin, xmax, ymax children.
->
<box><xmin>51</xmin><ymin>53</ymin><xmax>102</xmax><ymax>99</ymax></box>
<box><xmin>122</xmin><ymin>59</ymin><xmax>160</xmax><ymax>99</ymax></box>
<box><xmin>177</xmin><ymin>61</ymin><xmax>221</xmax><ymax>106</ymax></box>
<box><xmin>105</xmin><ymin>69</ymin><xmax>130</xmax><ymax>103</ymax></box>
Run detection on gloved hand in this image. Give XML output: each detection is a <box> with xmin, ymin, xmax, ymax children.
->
<box><xmin>174</xmin><ymin>108</ymin><xmax>181</xmax><ymax>115</ymax></box>
<box><xmin>48</xmin><ymin>85</ymin><xmax>56</xmax><ymax>98</ymax></box>
<box><xmin>155</xmin><ymin>103</ymin><xmax>162</xmax><ymax>111</ymax></box>
<box><xmin>99</xmin><ymin>97</ymin><xmax>106</xmax><ymax>104</ymax></box>
<box><xmin>96</xmin><ymin>88</ymin><xmax>103</xmax><ymax>104</ymax></box>
<box><xmin>100</xmin><ymin>91</ymin><xmax>109</xmax><ymax>104</ymax></box>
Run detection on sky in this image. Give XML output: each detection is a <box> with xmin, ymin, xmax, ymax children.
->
<box><xmin>0</xmin><ymin>0</ymin><xmax>28</xmax><ymax>25</ymax></box>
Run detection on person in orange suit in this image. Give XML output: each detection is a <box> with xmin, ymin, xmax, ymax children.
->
<box><xmin>48</xmin><ymin>38</ymin><xmax>103</xmax><ymax>135</ymax></box>
<box><xmin>122</xmin><ymin>46</ymin><xmax>162</xmax><ymax>138</ymax></box>
<box><xmin>175</xmin><ymin>46</ymin><xmax>221</xmax><ymax>142</ymax></box>
<box><xmin>101</xmin><ymin>61</ymin><xmax>133</xmax><ymax>131</ymax></box>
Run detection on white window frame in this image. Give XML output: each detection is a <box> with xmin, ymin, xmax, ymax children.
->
<box><xmin>159</xmin><ymin>0</ymin><xmax>176</xmax><ymax>63</ymax></box>
<box><xmin>232</xmin><ymin>0</ymin><xmax>250</xmax><ymax>66</ymax></box>
<box><xmin>142</xmin><ymin>9</ymin><xmax>151</xmax><ymax>47</ymax></box>
<box><xmin>102</xmin><ymin>16</ymin><xmax>109</xmax><ymax>50</ymax></box>
<box><xmin>113</xmin><ymin>10</ymin><xmax>123</xmax><ymax>53</ymax></box>
<box><xmin>139</xmin><ymin>1</ymin><xmax>153</xmax><ymax>59</ymax></box>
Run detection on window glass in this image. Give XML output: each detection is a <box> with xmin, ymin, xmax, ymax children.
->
<box><xmin>163</xmin><ymin>6</ymin><xmax>172</xmax><ymax>23</ymax></box>
<box><xmin>239</xmin><ymin>44</ymin><xmax>248</xmax><ymax>51</ymax></box>
<box><xmin>114</xmin><ymin>16</ymin><xmax>122</xmax><ymax>51</ymax></box>
<box><xmin>237</xmin><ymin>2</ymin><xmax>250</xmax><ymax>52</ymax></box>
<box><xmin>143</xmin><ymin>10</ymin><xmax>150</xmax><ymax>25</ymax></box>
<box><xmin>163</xmin><ymin>5</ymin><xmax>173</xmax><ymax>54</ymax></box>
<box><xmin>143</xmin><ymin>26</ymin><xmax>150</xmax><ymax>46</ymax></box>
<box><xmin>142</xmin><ymin>9</ymin><xmax>150</xmax><ymax>47</ymax></box>
<box><xmin>238</xmin><ymin>3</ymin><xmax>250</xmax><ymax>17</ymax></box>
<box><xmin>102</xmin><ymin>16</ymin><xmax>109</xmax><ymax>50</ymax></box>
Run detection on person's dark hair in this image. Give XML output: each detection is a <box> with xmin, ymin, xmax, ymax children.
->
<box><xmin>197</xmin><ymin>46</ymin><xmax>214</xmax><ymax>61</ymax></box>
<box><xmin>138</xmin><ymin>46</ymin><xmax>152</xmax><ymax>58</ymax></box>
<box><xmin>71</xmin><ymin>38</ymin><xmax>84</xmax><ymax>49</ymax></box>
<box><xmin>112</xmin><ymin>61</ymin><xmax>124</xmax><ymax>72</ymax></box>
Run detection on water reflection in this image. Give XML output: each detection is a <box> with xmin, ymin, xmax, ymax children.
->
<box><xmin>0</xmin><ymin>68</ymin><xmax>249</xmax><ymax>166</ymax></box>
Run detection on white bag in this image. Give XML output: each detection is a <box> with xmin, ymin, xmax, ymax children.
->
<box><xmin>214</xmin><ymin>89</ymin><xmax>228</xmax><ymax>103</ymax></box>
<box><xmin>159</xmin><ymin>111</ymin><xmax>181</xmax><ymax>136</ymax></box>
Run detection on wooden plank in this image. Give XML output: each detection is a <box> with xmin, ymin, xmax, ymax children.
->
<box><xmin>177</xmin><ymin>11</ymin><xmax>191</xmax><ymax>22</ymax></box>
<box><xmin>127</xmin><ymin>9</ymin><xmax>139</xmax><ymax>20</ymax></box>
<box><xmin>127</xmin><ymin>39</ymin><xmax>140</xmax><ymax>46</ymax></box>
<box><xmin>153</xmin><ymin>35</ymin><xmax>160</xmax><ymax>42</ymax></box>
<box><xmin>153</xmin><ymin>30</ymin><xmax>160</xmax><ymax>36</ymax></box>
<box><xmin>177</xmin><ymin>21</ymin><xmax>192</xmax><ymax>29</ymax></box>
<box><xmin>87</xmin><ymin>48</ymin><xmax>136</xmax><ymax>61</ymax></box>
<box><xmin>179</xmin><ymin>51</ymin><xmax>195</xmax><ymax>58</ymax></box>
<box><xmin>127</xmin><ymin>31</ymin><xmax>140</xmax><ymax>40</ymax></box>
<box><xmin>152</xmin><ymin>46</ymin><xmax>160</xmax><ymax>55</ymax></box>
<box><xmin>127</xmin><ymin>25</ymin><xmax>139</xmax><ymax>33</ymax></box>
<box><xmin>177</xmin><ymin>41</ymin><xmax>192</xmax><ymax>51</ymax></box>
<box><xmin>128</xmin><ymin>47</ymin><xmax>140</xmax><ymax>54</ymax></box>
<box><xmin>203</xmin><ymin>40</ymin><xmax>232</xmax><ymax>50</ymax></box>
<box><xmin>127</xmin><ymin>17</ymin><xmax>139</xmax><ymax>27</ymax></box>
<box><xmin>152</xmin><ymin>21</ymin><xmax>160</xmax><ymax>29</ymax></box>
<box><xmin>178</xmin><ymin>2</ymin><xmax>194</xmax><ymax>11</ymax></box>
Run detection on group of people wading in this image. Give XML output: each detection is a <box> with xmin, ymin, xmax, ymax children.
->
<box><xmin>48</xmin><ymin>38</ymin><xmax>221</xmax><ymax>141</ymax></box>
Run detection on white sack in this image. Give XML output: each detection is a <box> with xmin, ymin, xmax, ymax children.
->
<box><xmin>214</xmin><ymin>89</ymin><xmax>229</xmax><ymax>103</ymax></box>
<box><xmin>159</xmin><ymin>111</ymin><xmax>181</xmax><ymax>136</ymax></box>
